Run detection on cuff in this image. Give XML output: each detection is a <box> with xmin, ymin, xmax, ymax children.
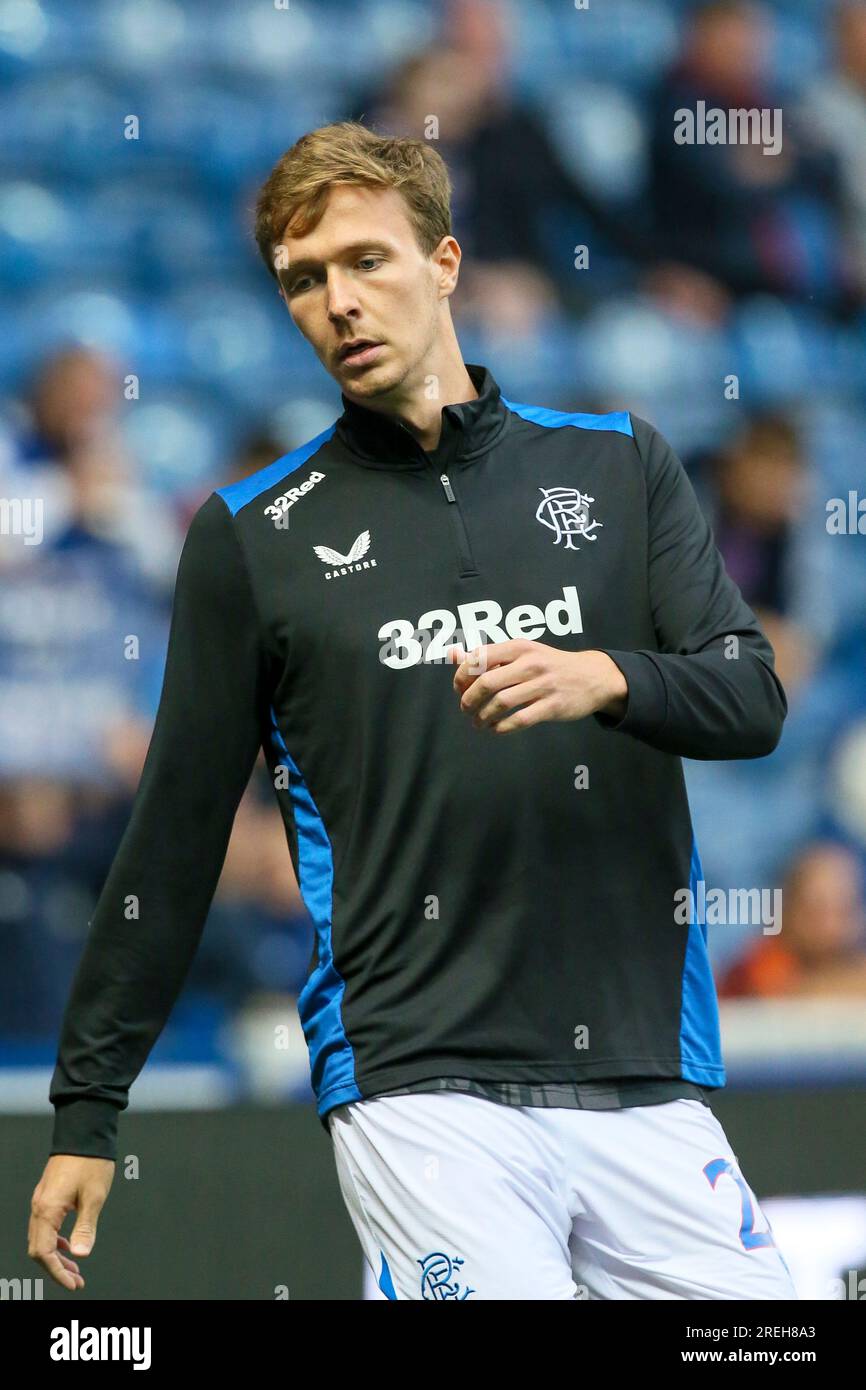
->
<box><xmin>593</xmin><ymin>649</ymin><xmax>668</xmax><ymax>737</ymax></box>
<box><xmin>50</xmin><ymin>1099</ymin><xmax>121</xmax><ymax>1162</ymax></box>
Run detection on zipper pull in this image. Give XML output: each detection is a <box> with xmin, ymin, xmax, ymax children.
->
<box><xmin>440</xmin><ymin>473</ymin><xmax>456</xmax><ymax>502</ymax></box>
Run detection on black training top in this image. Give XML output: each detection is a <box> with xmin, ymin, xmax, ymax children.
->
<box><xmin>49</xmin><ymin>362</ymin><xmax>786</xmax><ymax>1159</ymax></box>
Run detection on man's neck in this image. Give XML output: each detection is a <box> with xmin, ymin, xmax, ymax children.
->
<box><xmin>346</xmin><ymin>356</ymin><xmax>478</xmax><ymax>453</ymax></box>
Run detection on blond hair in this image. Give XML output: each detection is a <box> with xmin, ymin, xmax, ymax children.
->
<box><xmin>253</xmin><ymin>120</ymin><xmax>453</xmax><ymax>282</ymax></box>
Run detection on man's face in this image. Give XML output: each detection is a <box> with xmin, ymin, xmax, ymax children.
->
<box><xmin>274</xmin><ymin>183</ymin><xmax>447</xmax><ymax>401</ymax></box>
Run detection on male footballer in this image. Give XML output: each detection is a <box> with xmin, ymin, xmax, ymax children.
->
<box><xmin>29</xmin><ymin>121</ymin><xmax>797</xmax><ymax>1300</ymax></box>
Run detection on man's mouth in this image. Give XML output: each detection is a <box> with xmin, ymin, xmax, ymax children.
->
<box><xmin>338</xmin><ymin>340</ymin><xmax>384</xmax><ymax>366</ymax></box>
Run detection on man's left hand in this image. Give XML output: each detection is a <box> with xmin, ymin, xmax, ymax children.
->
<box><xmin>450</xmin><ymin>640</ymin><xmax>628</xmax><ymax>734</ymax></box>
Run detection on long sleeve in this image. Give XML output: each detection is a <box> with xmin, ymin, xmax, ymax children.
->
<box><xmin>594</xmin><ymin>414</ymin><xmax>787</xmax><ymax>761</ymax></box>
<box><xmin>49</xmin><ymin>493</ymin><xmax>268</xmax><ymax>1160</ymax></box>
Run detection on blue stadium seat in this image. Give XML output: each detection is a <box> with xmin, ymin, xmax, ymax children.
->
<box><xmin>91</xmin><ymin>0</ymin><xmax>193</xmax><ymax>76</ymax></box>
<box><xmin>84</xmin><ymin>177</ymin><xmax>244</xmax><ymax>291</ymax></box>
<box><xmin>159</xmin><ymin>281</ymin><xmax>280</xmax><ymax>386</ymax></box>
<box><xmin>0</xmin><ymin>70</ymin><xmax>134</xmax><ymax>178</ymax></box>
<box><xmin>540</xmin><ymin>81</ymin><xmax>649</xmax><ymax>201</ymax></box>
<box><xmin>121</xmin><ymin>388</ymin><xmax>235</xmax><ymax>493</ymax></box>
<box><xmin>730</xmin><ymin>300</ymin><xmax>837</xmax><ymax>401</ymax></box>
<box><xmin>515</xmin><ymin>0</ymin><xmax>679</xmax><ymax>96</ymax></box>
<box><xmin>0</xmin><ymin>179</ymin><xmax>76</xmax><ymax>288</ymax></box>
<box><xmin>13</xmin><ymin>281</ymin><xmax>141</xmax><ymax>380</ymax></box>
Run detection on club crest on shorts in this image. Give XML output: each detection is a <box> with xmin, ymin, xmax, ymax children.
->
<box><xmin>536</xmin><ymin>486</ymin><xmax>602</xmax><ymax>549</ymax></box>
<box><xmin>418</xmin><ymin>1251</ymin><xmax>476</xmax><ymax>1300</ymax></box>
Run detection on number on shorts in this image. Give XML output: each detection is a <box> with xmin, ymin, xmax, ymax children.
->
<box><xmin>703</xmin><ymin>1157</ymin><xmax>776</xmax><ymax>1250</ymax></box>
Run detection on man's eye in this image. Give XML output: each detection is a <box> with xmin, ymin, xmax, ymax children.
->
<box><xmin>358</xmin><ymin>257</ymin><xmax>382</xmax><ymax>270</ymax></box>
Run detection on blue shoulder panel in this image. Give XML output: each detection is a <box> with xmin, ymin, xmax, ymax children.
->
<box><xmin>215</xmin><ymin>423</ymin><xmax>337</xmax><ymax>517</ymax></box>
<box><xmin>502</xmin><ymin>398</ymin><xmax>633</xmax><ymax>438</ymax></box>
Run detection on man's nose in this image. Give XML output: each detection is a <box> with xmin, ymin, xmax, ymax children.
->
<box><xmin>326</xmin><ymin>269</ymin><xmax>360</xmax><ymax>319</ymax></box>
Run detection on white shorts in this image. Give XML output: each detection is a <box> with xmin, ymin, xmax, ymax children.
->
<box><xmin>328</xmin><ymin>1090</ymin><xmax>798</xmax><ymax>1300</ymax></box>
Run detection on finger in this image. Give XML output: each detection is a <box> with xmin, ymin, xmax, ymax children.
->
<box><xmin>489</xmin><ymin>694</ymin><xmax>561</xmax><ymax>734</ymax></box>
<box><xmin>454</xmin><ymin>640</ymin><xmax>522</xmax><ymax>689</ymax></box>
<box><xmin>55</xmin><ymin>1235</ymin><xmax>83</xmax><ymax>1276</ymax></box>
<box><xmin>28</xmin><ymin>1214</ymin><xmax>81</xmax><ymax>1291</ymax></box>
<box><xmin>29</xmin><ymin>1204</ymin><xmax>67</xmax><ymax>1262</ymax></box>
<box><xmin>473</xmin><ymin>678</ymin><xmax>550</xmax><ymax>728</ymax></box>
<box><xmin>41</xmin><ymin>1248</ymin><xmax>82</xmax><ymax>1291</ymax></box>
<box><xmin>459</xmin><ymin>658</ymin><xmax>540</xmax><ymax>716</ymax></box>
<box><xmin>69</xmin><ymin>1211</ymin><xmax>99</xmax><ymax>1257</ymax></box>
<box><xmin>452</xmin><ymin>641</ymin><xmax>526</xmax><ymax>693</ymax></box>
<box><xmin>50</xmin><ymin>1248</ymin><xmax>85</xmax><ymax>1286</ymax></box>
<box><xmin>452</xmin><ymin>644</ymin><xmax>487</xmax><ymax>692</ymax></box>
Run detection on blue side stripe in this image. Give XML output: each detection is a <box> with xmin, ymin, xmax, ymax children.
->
<box><xmin>378</xmin><ymin>1251</ymin><xmax>397</xmax><ymax>1300</ymax></box>
<box><xmin>216</xmin><ymin>424</ymin><xmax>336</xmax><ymax>517</ymax></box>
<box><xmin>268</xmin><ymin>707</ymin><xmax>361</xmax><ymax>1114</ymax></box>
<box><xmin>679</xmin><ymin>837</ymin><xmax>726</xmax><ymax>1086</ymax></box>
<box><xmin>502</xmin><ymin>398</ymin><xmax>634</xmax><ymax>438</ymax></box>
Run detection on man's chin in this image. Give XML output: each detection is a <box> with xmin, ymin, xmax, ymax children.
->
<box><xmin>337</xmin><ymin>359</ymin><xmax>402</xmax><ymax>399</ymax></box>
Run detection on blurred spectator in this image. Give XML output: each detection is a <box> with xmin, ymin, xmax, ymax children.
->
<box><xmin>346</xmin><ymin>1</ymin><xmax>658</xmax><ymax>332</ymax></box>
<box><xmin>802</xmin><ymin>0</ymin><xmax>866</xmax><ymax>288</ymax></box>
<box><xmin>0</xmin><ymin>343</ymin><xmax>179</xmax><ymax>880</ymax></box>
<box><xmin>0</xmin><ymin>384</ymin><xmax>313</xmax><ymax>1041</ymax></box>
<box><xmin>15</xmin><ymin>345</ymin><xmax>120</xmax><ymax>467</ymax></box>
<box><xmin>648</xmin><ymin>1</ymin><xmax>848</xmax><ymax>309</ymax></box>
<box><xmin>703</xmin><ymin>412</ymin><xmax>805</xmax><ymax>613</ymax></box>
<box><xmin>2</xmin><ymin>345</ymin><xmax>181</xmax><ymax>587</ymax></box>
<box><xmin>719</xmin><ymin>841</ymin><xmax>866</xmax><ymax>996</ymax></box>
<box><xmin>692</xmin><ymin>411</ymin><xmax>841</xmax><ymax>690</ymax></box>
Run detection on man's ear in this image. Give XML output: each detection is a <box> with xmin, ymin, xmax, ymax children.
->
<box><xmin>434</xmin><ymin>235</ymin><xmax>462</xmax><ymax>299</ymax></box>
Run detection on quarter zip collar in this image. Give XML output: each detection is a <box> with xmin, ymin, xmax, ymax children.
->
<box><xmin>334</xmin><ymin>361</ymin><xmax>510</xmax><ymax>470</ymax></box>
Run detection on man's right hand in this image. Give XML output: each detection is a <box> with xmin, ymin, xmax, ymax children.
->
<box><xmin>29</xmin><ymin>1154</ymin><xmax>115</xmax><ymax>1291</ymax></box>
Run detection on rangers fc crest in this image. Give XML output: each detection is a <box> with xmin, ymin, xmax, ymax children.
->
<box><xmin>535</xmin><ymin>487</ymin><xmax>602</xmax><ymax>550</ymax></box>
